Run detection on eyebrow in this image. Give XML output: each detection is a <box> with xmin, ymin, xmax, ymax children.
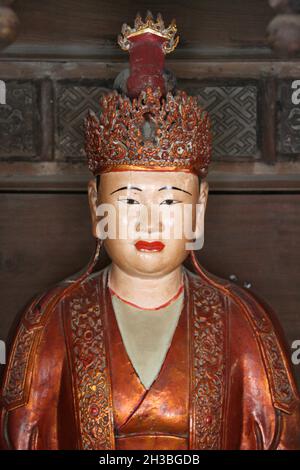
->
<box><xmin>110</xmin><ymin>186</ymin><xmax>142</xmax><ymax>195</ymax></box>
<box><xmin>158</xmin><ymin>186</ymin><xmax>192</xmax><ymax>195</ymax></box>
<box><xmin>110</xmin><ymin>185</ymin><xmax>192</xmax><ymax>196</ymax></box>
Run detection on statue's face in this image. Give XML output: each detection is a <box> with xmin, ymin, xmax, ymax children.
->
<box><xmin>88</xmin><ymin>171</ymin><xmax>208</xmax><ymax>278</ymax></box>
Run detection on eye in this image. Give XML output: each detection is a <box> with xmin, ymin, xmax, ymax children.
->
<box><xmin>160</xmin><ymin>199</ymin><xmax>181</xmax><ymax>205</ymax></box>
<box><xmin>118</xmin><ymin>197</ymin><xmax>140</xmax><ymax>205</ymax></box>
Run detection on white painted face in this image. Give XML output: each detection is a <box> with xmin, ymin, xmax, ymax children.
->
<box><xmin>88</xmin><ymin>171</ymin><xmax>208</xmax><ymax>278</ymax></box>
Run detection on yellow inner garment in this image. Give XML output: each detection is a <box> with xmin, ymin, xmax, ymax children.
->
<box><xmin>111</xmin><ymin>291</ymin><xmax>184</xmax><ymax>389</ymax></box>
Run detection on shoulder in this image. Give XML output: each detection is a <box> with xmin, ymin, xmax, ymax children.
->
<box><xmin>185</xmin><ymin>265</ymin><xmax>300</xmax><ymax>413</ymax></box>
<box><xmin>0</xmin><ymin>266</ymin><xmax>108</xmax><ymax>411</ymax></box>
<box><xmin>0</xmin><ymin>278</ymin><xmax>67</xmax><ymax>410</ymax></box>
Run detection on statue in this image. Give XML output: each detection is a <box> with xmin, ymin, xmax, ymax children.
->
<box><xmin>0</xmin><ymin>12</ymin><xmax>300</xmax><ymax>450</ymax></box>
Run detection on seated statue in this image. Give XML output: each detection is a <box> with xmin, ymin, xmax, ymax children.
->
<box><xmin>1</xmin><ymin>12</ymin><xmax>300</xmax><ymax>450</ymax></box>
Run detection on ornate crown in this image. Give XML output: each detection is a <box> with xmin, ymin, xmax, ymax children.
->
<box><xmin>84</xmin><ymin>12</ymin><xmax>212</xmax><ymax>177</ymax></box>
<box><xmin>85</xmin><ymin>87</ymin><xmax>211</xmax><ymax>176</ymax></box>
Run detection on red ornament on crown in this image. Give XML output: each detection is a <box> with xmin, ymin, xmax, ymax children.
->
<box><xmin>84</xmin><ymin>12</ymin><xmax>212</xmax><ymax>177</ymax></box>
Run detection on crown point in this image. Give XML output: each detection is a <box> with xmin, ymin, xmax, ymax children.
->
<box><xmin>135</xmin><ymin>12</ymin><xmax>142</xmax><ymax>26</ymax></box>
<box><xmin>146</xmin><ymin>10</ymin><xmax>153</xmax><ymax>21</ymax></box>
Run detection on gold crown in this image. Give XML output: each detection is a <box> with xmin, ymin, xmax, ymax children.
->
<box><xmin>84</xmin><ymin>87</ymin><xmax>212</xmax><ymax>177</ymax></box>
<box><xmin>118</xmin><ymin>11</ymin><xmax>179</xmax><ymax>54</ymax></box>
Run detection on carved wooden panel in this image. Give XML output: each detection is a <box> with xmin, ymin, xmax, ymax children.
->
<box><xmin>0</xmin><ymin>80</ymin><xmax>40</xmax><ymax>159</ymax></box>
<box><xmin>55</xmin><ymin>81</ymin><xmax>111</xmax><ymax>160</ymax></box>
<box><xmin>278</xmin><ymin>80</ymin><xmax>300</xmax><ymax>155</ymax></box>
<box><xmin>181</xmin><ymin>82</ymin><xmax>258</xmax><ymax>159</ymax></box>
<box><xmin>0</xmin><ymin>69</ymin><xmax>299</xmax><ymax>190</ymax></box>
<box><xmin>54</xmin><ymin>81</ymin><xmax>259</xmax><ymax>163</ymax></box>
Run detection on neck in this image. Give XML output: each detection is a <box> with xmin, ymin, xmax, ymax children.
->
<box><xmin>108</xmin><ymin>264</ymin><xmax>184</xmax><ymax>309</ymax></box>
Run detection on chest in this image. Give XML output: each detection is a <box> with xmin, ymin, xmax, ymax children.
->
<box><xmin>106</xmin><ymin>295</ymin><xmax>190</xmax><ymax>449</ymax></box>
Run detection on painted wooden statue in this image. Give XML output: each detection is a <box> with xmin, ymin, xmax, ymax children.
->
<box><xmin>1</xmin><ymin>12</ymin><xmax>300</xmax><ymax>450</ymax></box>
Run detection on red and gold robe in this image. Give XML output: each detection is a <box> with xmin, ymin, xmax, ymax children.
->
<box><xmin>1</xmin><ymin>255</ymin><xmax>300</xmax><ymax>450</ymax></box>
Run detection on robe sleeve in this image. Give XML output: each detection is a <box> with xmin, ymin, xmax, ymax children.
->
<box><xmin>0</xmin><ymin>288</ymin><xmax>66</xmax><ymax>450</ymax></box>
<box><xmin>231</xmin><ymin>284</ymin><xmax>300</xmax><ymax>450</ymax></box>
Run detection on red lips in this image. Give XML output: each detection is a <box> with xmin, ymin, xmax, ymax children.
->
<box><xmin>135</xmin><ymin>240</ymin><xmax>165</xmax><ymax>252</ymax></box>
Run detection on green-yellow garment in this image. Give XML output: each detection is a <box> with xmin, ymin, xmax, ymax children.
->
<box><xmin>110</xmin><ymin>290</ymin><xmax>184</xmax><ymax>390</ymax></box>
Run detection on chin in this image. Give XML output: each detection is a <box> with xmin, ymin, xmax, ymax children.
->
<box><xmin>136</xmin><ymin>259</ymin><xmax>170</xmax><ymax>276</ymax></box>
<box><xmin>128</xmin><ymin>249</ymin><xmax>187</xmax><ymax>278</ymax></box>
<box><xmin>122</xmin><ymin>253</ymin><xmax>168</xmax><ymax>277</ymax></box>
<box><xmin>105</xmin><ymin>240</ymin><xmax>188</xmax><ymax>277</ymax></box>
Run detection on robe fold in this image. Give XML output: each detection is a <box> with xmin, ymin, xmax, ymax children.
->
<box><xmin>1</xmin><ymin>263</ymin><xmax>300</xmax><ymax>450</ymax></box>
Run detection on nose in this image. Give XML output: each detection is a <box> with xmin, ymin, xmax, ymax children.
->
<box><xmin>135</xmin><ymin>203</ymin><xmax>164</xmax><ymax>236</ymax></box>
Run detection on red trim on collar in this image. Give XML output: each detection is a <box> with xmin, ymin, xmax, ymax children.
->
<box><xmin>109</xmin><ymin>283</ymin><xmax>184</xmax><ymax>311</ymax></box>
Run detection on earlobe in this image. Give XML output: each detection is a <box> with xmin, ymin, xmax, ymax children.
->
<box><xmin>193</xmin><ymin>180</ymin><xmax>209</xmax><ymax>249</ymax></box>
<box><xmin>87</xmin><ymin>178</ymin><xmax>98</xmax><ymax>238</ymax></box>
<box><xmin>199</xmin><ymin>180</ymin><xmax>209</xmax><ymax>208</ymax></box>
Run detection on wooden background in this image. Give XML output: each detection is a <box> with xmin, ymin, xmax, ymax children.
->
<box><xmin>0</xmin><ymin>0</ymin><xmax>300</xmax><ymax>386</ymax></box>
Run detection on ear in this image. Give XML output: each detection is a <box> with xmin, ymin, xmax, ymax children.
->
<box><xmin>87</xmin><ymin>178</ymin><xmax>98</xmax><ymax>238</ymax></box>
<box><xmin>194</xmin><ymin>180</ymin><xmax>209</xmax><ymax>249</ymax></box>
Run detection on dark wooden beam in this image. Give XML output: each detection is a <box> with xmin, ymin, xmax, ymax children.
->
<box><xmin>1</xmin><ymin>60</ymin><xmax>300</xmax><ymax>80</ymax></box>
